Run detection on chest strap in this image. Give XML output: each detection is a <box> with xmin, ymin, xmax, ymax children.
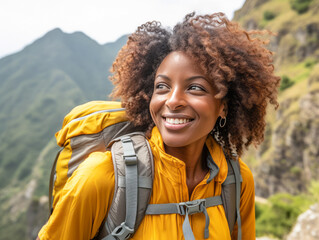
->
<box><xmin>145</xmin><ymin>195</ymin><xmax>222</xmax><ymax>240</ymax></box>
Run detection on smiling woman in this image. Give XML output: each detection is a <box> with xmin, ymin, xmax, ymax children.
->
<box><xmin>111</xmin><ymin>12</ymin><xmax>280</xmax><ymax>158</ymax></box>
<box><xmin>37</xmin><ymin>12</ymin><xmax>280</xmax><ymax>240</ymax></box>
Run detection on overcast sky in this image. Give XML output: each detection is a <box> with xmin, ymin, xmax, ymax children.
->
<box><xmin>0</xmin><ymin>0</ymin><xmax>245</xmax><ymax>59</ymax></box>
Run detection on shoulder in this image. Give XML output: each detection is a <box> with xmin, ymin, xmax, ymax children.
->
<box><xmin>238</xmin><ymin>159</ymin><xmax>254</xmax><ymax>184</ymax></box>
<box><xmin>238</xmin><ymin>158</ymin><xmax>255</xmax><ymax>198</ymax></box>
<box><xmin>40</xmin><ymin>151</ymin><xmax>115</xmax><ymax>239</ymax></box>
<box><xmin>236</xmin><ymin>158</ymin><xmax>256</xmax><ymax>239</ymax></box>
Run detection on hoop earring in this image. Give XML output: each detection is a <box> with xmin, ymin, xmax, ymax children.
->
<box><xmin>219</xmin><ymin>117</ymin><xmax>226</xmax><ymax>128</ymax></box>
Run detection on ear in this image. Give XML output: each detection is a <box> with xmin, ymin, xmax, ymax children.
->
<box><xmin>218</xmin><ymin>100</ymin><xmax>228</xmax><ymax>118</ymax></box>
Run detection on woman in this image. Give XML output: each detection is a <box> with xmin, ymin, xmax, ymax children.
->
<box><xmin>37</xmin><ymin>12</ymin><xmax>280</xmax><ymax>240</ymax></box>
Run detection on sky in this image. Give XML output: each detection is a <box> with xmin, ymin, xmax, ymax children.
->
<box><xmin>0</xmin><ymin>0</ymin><xmax>246</xmax><ymax>59</ymax></box>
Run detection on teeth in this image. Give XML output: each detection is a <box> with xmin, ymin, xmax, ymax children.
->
<box><xmin>165</xmin><ymin>118</ymin><xmax>190</xmax><ymax>124</ymax></box>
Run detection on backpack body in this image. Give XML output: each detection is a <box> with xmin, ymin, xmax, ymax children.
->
<box><xmin>49</xmin><ymin>101</ymin><xmax>242</xmax><ymax>240</ymax></box>
<box><xmin>50</xmin><ymin>101</ymin><xmax>154</xmax><ymax>239</ymax></box>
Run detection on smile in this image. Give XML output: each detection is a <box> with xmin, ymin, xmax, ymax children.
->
<box><xmin>164</xmin><ymin>117</ymin><xmax>192</xmax><ymax>125</ymax></box>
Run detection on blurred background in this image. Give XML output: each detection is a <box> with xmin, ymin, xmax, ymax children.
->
<box><xmin>0</xmin><ymin>0</ymin><xmax>318</xmax><ymax>239</ymax></box>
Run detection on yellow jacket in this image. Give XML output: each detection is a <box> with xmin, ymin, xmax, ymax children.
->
<box><xmin>38</xmin><ymin>127</ymin><xmax>255</xmax><ymax>240</ymax></box>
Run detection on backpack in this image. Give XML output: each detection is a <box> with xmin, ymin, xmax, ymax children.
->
<box><xmin>49</xmin><ymin>101</ymin><xmax>243</xmax><ymax>240</ymax></box>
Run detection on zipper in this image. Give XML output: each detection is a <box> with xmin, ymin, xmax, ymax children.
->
<box><xmin>69</xmin><ymin>108</ymin><xmax>125</xmax><ymax>124</ymax></box>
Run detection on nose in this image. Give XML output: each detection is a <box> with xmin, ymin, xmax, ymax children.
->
<box><xmin>165</xmin><ymin>86</ymin><xmax>186</xmax><ymax>110</ymax></box>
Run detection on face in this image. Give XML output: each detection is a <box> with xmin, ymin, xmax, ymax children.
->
<box><xmin>150</xmin><ymin>51</ymin><xmax>225</xmax><ymax>149</ymax></box>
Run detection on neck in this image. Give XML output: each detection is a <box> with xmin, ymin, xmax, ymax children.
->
<box><xmin>164</xmin><ymin>138</ymin><xmax>209</xmax><ymax>196</ymax></box>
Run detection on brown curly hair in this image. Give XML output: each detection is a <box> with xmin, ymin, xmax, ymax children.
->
<box><xmin>110</xmin><ymin>12</ymin><xmax>280</xmax><ymax>157</ymax></box>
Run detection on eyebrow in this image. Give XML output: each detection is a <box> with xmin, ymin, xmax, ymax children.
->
<box><xmin>155</xmin><ymin>74</ymin><xmax>208</xmax><ymax>82</ymax></box>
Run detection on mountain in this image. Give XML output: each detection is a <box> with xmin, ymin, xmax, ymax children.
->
<box><xmin>0</xmin><ymin>28</ymin><xmax>127</xmax><ymax>239</ymax></box>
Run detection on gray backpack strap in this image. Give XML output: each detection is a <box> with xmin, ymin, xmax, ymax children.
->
<box><xmin>222</xmin><ymin>157</ymin><xmax>242</xmax><ymax>240</ymax></box>
<box><xmin>111</xmin><ymin>136</ymin><xmax>138</xmax><ymax>239</ymax></box>
<box><xmin>99</xmin><ymin>133</ymin><xmax>154</xmax><ymax>240</ymax></box>
<box><xmin>145</xmin><ymin>196</ymin><xmax>222</xmax><ymax>239</ymax></box>
<box><xmin>230</xmin><ymin>159</ymin><xmax>242</xmax><ymax>240</ymax></box>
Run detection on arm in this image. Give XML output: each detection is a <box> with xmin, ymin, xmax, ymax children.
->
<box><xmin>37</xmin><ymin>152</ymin><xmax>114</xmax><ymax>240</ymax></box>
<box><xmin>231</xmin><ymin>158</ymin><xmax>255</xmax><ymax>240</ymax></box>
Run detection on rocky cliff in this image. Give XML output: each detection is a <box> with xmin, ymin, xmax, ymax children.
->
<box><xmin>255</xmin><ymin>67</ymin><xmax>319</xmax><ymax>197</ymax></box>
<box><xmin>234</xmin><ymin>0</ymin><xmax>319</xmax><ymax>198</ymax></box>
<box><xmin>287</xmin><ymin>204</ymin><xmax>319</xmax><ymax>240</ymax></box>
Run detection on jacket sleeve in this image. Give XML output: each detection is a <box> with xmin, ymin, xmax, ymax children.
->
<box><xmin>231</xmin><ymin>158</ymin><xmax>256</xmax><ymax>240</ymax></box>
<box><xmin>38</xmin><ymin>151</ymin><xmax>115</xmax><ymax>240</ymax></box>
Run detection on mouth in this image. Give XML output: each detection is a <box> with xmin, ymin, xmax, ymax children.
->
<box><xmin>164</xmin><ymin>117</ymin><xmax>194</xmax><ymax>125</ymax></box>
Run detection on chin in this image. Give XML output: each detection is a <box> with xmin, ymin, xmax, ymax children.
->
<box><xmin>161</xmin><ymin>134</ymin><xmax>191</xmax><ymax>148</ymax></box>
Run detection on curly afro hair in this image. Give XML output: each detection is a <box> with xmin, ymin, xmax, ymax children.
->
<box><xmin>110</xmin><ymin>12</ymin><xmax>280</xmax><ymax>157</ymax></box>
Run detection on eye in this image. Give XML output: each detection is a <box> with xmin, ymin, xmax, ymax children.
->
<box><xmin>188</xmin><ymin>85</ymin><xmax>206</xmax><ymax>92</ymax></box>
<box><xmin>155</xmin><ymin>83</ymin><xmax>169</xmax><ymax>89</ymax></box>
<box><xmin>155</xmin><ymin>83</ymin><xmax>164</xmax><ymax>89</ymax></box>
<box><xmin>154</xmin><ymin>82</ymin><xmax>170</xmax><ymax>93</ymax></box>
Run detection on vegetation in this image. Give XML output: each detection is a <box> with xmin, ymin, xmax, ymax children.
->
<box><xmin>256</xmin><ymin>191</ymin><xmax>316</xmax><ymax>238</ymax></box>
<box><xmin>280</xmin><ymin>75</ymin><xmax>294</xmax><ymax>91</ymax></box>
<box><xmin>263</xmin><ymin>11</ymin><xmax>276</xmax><ymax>21</ymax></box>
<box><xmin>309</xmin><ymin>180</ymin><xmax>319</xmax><ymax>203</ymax></box>
<box><xmin>0</xmin><ymin>212</ymin><xmax>26</xmax><ymax>240</ymax></box>
<box><xmin>304</xmin><ymin>58</ymin><xmax>317</xmax><ymax>68</ymax></box>
<box><xmin>290</xmin><ymin>0</ymin><xmax>313</xmax><ymax>14</ymax></box>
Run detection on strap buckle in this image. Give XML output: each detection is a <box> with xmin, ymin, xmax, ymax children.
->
<box><xmin>179</xmin><ymin>199</ymin><xmax>206</xmax><ymax>215</ymax></box>
<box><xmin>111</xmin><ymin>222</ymin><xmax>134</xmax><ymax>240</ymax></box>
<box><xmin>121</xmin><ymin>136</ymin><xmax>137</xmax><ymax>166</ymax></box>
<box><xmin>123</xmin><ymin>155</ymin><xmax>137</xmax><ymax>165</ymax></box>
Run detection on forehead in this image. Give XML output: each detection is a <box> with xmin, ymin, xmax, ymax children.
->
<box><xmin>156</xmin><ymin>51</ymin><xmax>205</xmax><ymax>76</ymax></box>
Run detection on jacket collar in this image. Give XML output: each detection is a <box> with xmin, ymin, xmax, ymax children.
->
<box><xmin>149</xmin><ymin>127</ymin><xmax>228</xmax><ymax>184</ymax></box>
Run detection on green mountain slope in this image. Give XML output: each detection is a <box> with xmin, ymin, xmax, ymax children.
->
<box><xmin>0</xmin><ymin>29</ymin><xmax>127</xmax><ymax>239</ymax></box>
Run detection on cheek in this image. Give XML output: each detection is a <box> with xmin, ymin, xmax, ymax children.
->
<box><xmin>149</xmin><ymin>96</ymin><xmax>158</xmax><ymax>123</ymax></box>
<box><xmin>196</xmin><ymin>100</ymin><xmax>221</xmax><ymax>126</ymax></box>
